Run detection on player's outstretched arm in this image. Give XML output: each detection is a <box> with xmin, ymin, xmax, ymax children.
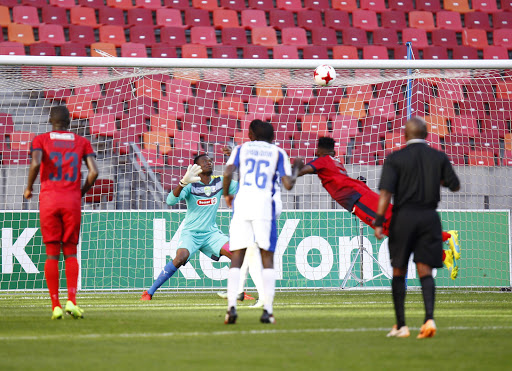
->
<box><xmin>281</xmin><ymin>159</ymin><xmax>303</xmax><ymax>190</ymax></box>
<box><xmin>223</xmin><ymin>164</ymin><xmax>236</xmax><ymax>207</ymax></box>
<box><xmin>24</xmin><ymin>150</ymin><xmax>42</xmax><ymax>199</ymax></box>
<box><xmin>81</xmin><ymin>156</ymin><xmax>99</xmax><ymax>197</ymax></box>
<box><xmin>298</xmin><ymin>164</ymin><xmax>315</xmax><ymax>177</ymax></box>
<box><xmin>172</xmin><ymin>164</ymin><xmax>202</xmax><ymax>198</ymax></box>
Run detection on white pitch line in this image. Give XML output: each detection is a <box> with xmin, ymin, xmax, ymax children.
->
<box><xmin>1</xmin><ymin>325</ymin><xmax>512</xmax><ymax>342</ymax></box>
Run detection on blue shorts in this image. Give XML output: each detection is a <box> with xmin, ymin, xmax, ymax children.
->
<box><xmin>178</xmin><ymin>229</ymin><xmax>229</xmax><ymax>261</ymax></box>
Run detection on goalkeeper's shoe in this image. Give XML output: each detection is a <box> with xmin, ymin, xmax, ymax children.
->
<box><xmin>51</xmin><ymin>306</ymin><xmax>63</xmax><ymax>320</ymax></box>
<box><xmin>224</xmin><ymin>307</ymin><xmax>237</xmax><ymax>324</ymax></box>
<box><xmin>447</xmin><ymin>230</ymin><xmax>461</xmax><ymax>260</ymax></box>
<box><xmin>140</xmin><ymin>291</ymin><xmax>152</xmax><ymax>301</ymax></box>
<box><xmin>217</xmin><ymin>291</ymin><xmax>228</xmax><ymax>299</ymax></box>
<box><xmin>249</xmin><ymin>299</ymin><xmax>264</xmax><ymax>308</ymax></box>
<box><xmin>443</xmin><ymin>250</ymin><xmax>458</xmax><ymax>280</ymax></box>
<box><xmin>236</xmin><ymin>292</ymin><xmax>255</xmax><ymax>301</ymax></box>
<box><xmin>65</xmin><ymin>301</ymin><xmax>84</xmax><ymax>319</ymax></box>
<box><xmin>260</xmin><ymin>310</ymin><xmax>276</xmax><ymax>324</ymax></box>
<box><xmin>417</xmin><ymin>319</ymin><xmax>437</xmax><ymax>339</ymax></box>
<box><xmin>386</xmin><ymin>325</ymin><xmax>410</xmax><ymax>338</ymax></box>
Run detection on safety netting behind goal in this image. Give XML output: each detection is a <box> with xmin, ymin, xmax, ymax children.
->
<box><xmin>0</xmin><ymin>62</ymin><xmax>510</xmax><ymax>291</ymax></box>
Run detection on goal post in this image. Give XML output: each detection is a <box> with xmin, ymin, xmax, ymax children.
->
<box><xmin>0</xmin><ymin>56</ymin><xmax>511</xmax><ymax>292</ymax></box>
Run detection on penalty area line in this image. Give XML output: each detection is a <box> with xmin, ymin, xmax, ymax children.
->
<box><xmin>1</xmin><ymin>326</ymin><xmax>512</xmax><ymax>342</ymax></box>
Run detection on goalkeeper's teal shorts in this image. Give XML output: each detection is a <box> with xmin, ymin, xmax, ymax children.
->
<box><xmin>179</xmin><ymin>229</ymin><xmax>228</xmax><ymax>262</ymax></box>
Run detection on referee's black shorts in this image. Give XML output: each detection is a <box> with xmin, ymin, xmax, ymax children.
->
<box><xmin>388</xmin><ymin>208</ymin><xmax>443</xmax><ymax>269</ymax></box>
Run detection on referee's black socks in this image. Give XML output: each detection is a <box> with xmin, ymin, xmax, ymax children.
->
<box><xmin>420</xmin><ymin>275</ymin><xmax>436</xmax><ymax>323</ymax></box>
<box><xmin>391</xmin><ymin>276</ymin><xmax>406</xmax><ymax>329</ymax></box>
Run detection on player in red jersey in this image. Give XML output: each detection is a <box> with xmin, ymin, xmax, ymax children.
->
<box><xmin>24</xmin><ymin>106</ymin><xmax>98</xmax><ymax>320</ymax></box>
<box><xmin>297</xmin><ymin>137</ymin><xmax>461</xmax><ymax>279</ymax></box>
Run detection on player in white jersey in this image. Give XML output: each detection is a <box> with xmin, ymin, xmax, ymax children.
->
<box><xmin>222</xmin><ymin>120</ymin><xmax>301</xmax><ymax>324</ymax></box>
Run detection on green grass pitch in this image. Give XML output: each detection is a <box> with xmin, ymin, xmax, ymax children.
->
<box><xmin>0</xmin><ymin>291</ymin><xmax>511</xmax><ymax>371</ymax></box>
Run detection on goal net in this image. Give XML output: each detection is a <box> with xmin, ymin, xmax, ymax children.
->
<box><xmin>0</xmin><ymin>57</ymin><xmax>510</xmax><ymax>292</ymax></box>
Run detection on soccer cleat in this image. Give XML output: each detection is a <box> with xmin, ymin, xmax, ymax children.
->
<box><xmin>224</xmin><ymin>306</ymin><xmax>237</xmax><ymax>324</ymax></box>
<box><xmin>450</xmin><ymin>265</ymin><xmax>459</xmax><ymax>280</ymax></box>
<box><xmin>65</xmin><ymin>301</ymin><xmax>84</xmax><ymax>319</ymax></box>
<box><xmin>260</xmin><ymin>310</ymin><xmax>276</xmax><ymax>324</ymax></box>
<box><xmin>386</xmin><ymin>325</ymin><xmax>410</xmax><ymax>338</ymax></box>
<box><xmin>249</xmin><ymin>299</ymin><xmax>264</xmax><ymax>308</ymax></box>
<box><xmin>216</xmin><ymin>291</ymin><xmax>228</xmax><ymax>299</ymax></box>
<box><xmin>236</xmin><ymin>292</ymin><xmax>255</xmax><ymax>301</ymax></box>
<box><xmin>443</xmin><ymin>250</ymin><xmax>458</xmax><ymax>280</ymax></box>
<box><xmin>141</xmin><ymin>290</ymin><xmax>152</xmax><ymax>301</ymax></box>
<box><xmin>51</xmin><ymin>306</ymin><xmax>63</xmax><ymax>320</ymax></box>
<box><xmin>447</xmin><ymin>230</ymin><xmax>461</xmax><ymax>260</ymax></box>
<box><xmin>417</xmin><ymin>319</ymin><xmax>437</xmax><ymax>339</ymax></box>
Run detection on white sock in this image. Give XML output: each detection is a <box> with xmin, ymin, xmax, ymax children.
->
<box><xmin>262</xmin><ymin>268</ymin><xmax>275</xmax><ymax>314</ymax></box>
<box><xmin>227</xmin><ymin>268</ymin><xmax>240</xmax><ymax>309</ymax></box>
<box><xmin>249</xmin><ymin>248</ymin><xmax>265</xmax><ymax>302</ymax></box>
<box><xmin>238</xmin><ymin>252</ymin><xmax>250</xmax><ymax>295</ymax></box>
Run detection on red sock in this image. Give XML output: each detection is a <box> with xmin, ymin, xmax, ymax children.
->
<box><xmin>44</xmin><ymin>258</ymin><xmax>60</xmax><ymax>309</ymax></box>
<box><xmin>442</xmin><ymin>231</ymin><xmax>451</xmax><ymax>242</ymax></box>
<box><xmin>63</xmin><ymin>243</ymin><xmax>79</xmax><ymax>305</ymax></box>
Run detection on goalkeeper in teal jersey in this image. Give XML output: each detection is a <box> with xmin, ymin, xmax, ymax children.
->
<box><xmin>141</xmin><ymin>154</ymin><xmax>238</xmax><ymax>300</ymax></box>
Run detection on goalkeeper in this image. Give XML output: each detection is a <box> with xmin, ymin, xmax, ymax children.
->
<box><xmin>297</xmin><ymin>137</ymin><xmax>461</xmax><ymax>279</ymax></box>
<box><xmin>141</xmin><ymin>154</ymin><xmax>237</xmax><ymax>300</ymax></box>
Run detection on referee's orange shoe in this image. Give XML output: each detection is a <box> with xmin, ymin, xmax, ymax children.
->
<box><xmin>417</xmin><ymin>319</ymin><xmax>437</xmax><ymax>339</ymax></box>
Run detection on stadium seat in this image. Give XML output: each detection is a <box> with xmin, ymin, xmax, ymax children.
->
<box><xmin>61</xmin><ymin>43</ymin><xmax>87</xmax><ymax>56</ymax></box>
<box><xmin>287</xmin><ymin>85</ymin><xmax>314</xmax><ymax>102</ymax></box>
<box><xmin>135</xmin><ymin>78</ymin><xmax>162</xmax><ymax>101</ymax></box>
<box><xmin>339</xmin><ymin>98</ymin><xmax>366</xmax><ymax>119</ymax></box>
<box><xmin>483</xmin><ymin>46</ymin><xmax>508</xmax><ymax>59</ymax></box>
<box><xmin>208</xmin><ymin>45</ymin><xmax>235</xmax><ymax>58</ymax></box>
<box><xmin>332</xmin><ymin>115</ymin><xmax>359</xmax><ymax>137</ymax></box>
<box><xmin>13</xmin><ymin>6</ymin><xmax>39</xmax><ymax>26</ymax></box>
<box><xmin>217</xmin><ymin>97</ymin><xmax>245</xmax><ymax>119</ymax></box>
<box><xmin>451</xmin><ymin>116</ymin><xmax>479</xmax><ymax>137</ymax></box>
<box><xmin>0</xmin><ymin>42</ymin><xmax>25</xmax><ymax>56</ymax></box>
<box><xmin>191</xmin><ymin>27</ymin><xmax>218</xmax><ymax>46</ymax></box>
<box><xmin>241</xmin><ymin>10</ymin><xmax>267</xmax><ymax>28</ymax></box>
<box><xmin>401</xmin><ymin>28</ymin><xmax>429</xmax><ymax>48</ymax></box>
<box><xmin>0</xmin><ymin>6</ymin><xmax>10</xmax><ymax>28</ymax></box>
<box><xmin>106</xmin><ymin>0</ymin><xmax>134</xmax><ymax>10</ymax></box>
<box><xmin>324</xmin><ymin>11</ymin><xmax>350</xmax><ymax>31</ymax></box>
<box><xmin>91</xmin><ymin>42</ymin><xmax>117</xmax><ymax>57</ymax></box>
<box><xmin>360</xmin><ymin>0</ymin><xmax>386</xmax><ymax>11</ymax></box>
<box><xmin>75</xmin><ymin>84</ymin><xmax>102</xmax><ymax>100</ymax></box>
<box><xmin>30</xmin><ymin>42</ymin><xmax>56</xmax><ymax>56</ymax></box>
<box><xmin>429</xmin><ymin>98</ymin><xmax>455</xmax><ymax>118</ymax></box>
<box><xmin>246</xmin><ymin>97</ymin><xmax>275</xmax><ymax>120</ymax></box>
<box><xmin>302</xmin><ymin>46</ymin><xmax>329</xmax><ymax>59</ymax></box>
<box><xmin>431</xmin><ymin>29</ymin><xmax>458</xmax><ymax>48</ymax></box>
<box><xmin>304</xmin><ymin>0</ymin><xmax>329</xmax><ymax>10</ymax></box>
<box><xmin>301</xmin><ymin>114</ymin><xmax>329</xmax><ymax>136</ymax></box>
<box><xmin>39</xmin><ymin>24</ymin><xmax>66</xmax><ymax>45</ymax></box>
<box><xmin>384</xmin><ymin>130</ymin><xmax>405</xmax><ymax>151</ymax></box>
<box><xmin>444</xmin><ymin>0</ymin><xmax>471</xmax><ymax>13</ymax></box>
<box><xmin>341</xmin><ymin>28</ymin><xmax>368</xmax><ymax>46</ymax></box>
<box><xmin>220</xmin><ymin>0</ymin><xmax>246</xmax><ymax>10</ymax></box>
<box><xmin>488</xmin><ymin>100</ymin><xmax>512</xmax><ymax>120</ymax></box>
<box><xmin>492</xmin><ymin>12</ymin><xmax>512</xmax><ymax>30</ymax></box>
<box><xmin>165</xmin><ymin>79</ymin><xmax>192</xmax><ymax>102</ymax></box>
<box><xmin>143</xmin><ymin>131</ymin><xmax>173</xmax><ymax>155</ymax></box>
<box><xmin>297</xmin><ymin>10</ymin><xmax>322</xmax><ymax>31</ymax></box>
<box><xmin>474</xmin><ymin>134</ymin><xmax>500</xmax><ymax>155</ymax></box>
<box><xmin>464</xmin><ymin>12</ymin><xmax>491</xmax><ymax>31</ymax></box>
<box><xmin>381</xmin><ymin>11</ymin><xmax>407</xmax><ymax>30</ymax></box>
<box><xmin>49</xmin><ymin>0</ymin><xmax>76</xmax><ymax>8</ymax></box>
<box><xmin>373</xmin><ymin>29</ymin><xmax>399</xmax><ymax>47</ymax></box>
<box><xmin>150</xmin><ymin>44</ymin><xmax>177</xmax><ymax>58</ymax></box>
<box><xmin>462</xmin><ymin>29</ymin><xmax>488</xmax><ymax>48</ymax></box>
<box><xmin>273</xmin><ymin>45</ymin><xmax>299</xmax><ymax>59</ymax></box>
<box><xmin>242</xmin><ymin>45</ymin><xmax>268</xmax><ymax>59</ymax></box>
<box><xmin>276</xmin><ymin>0</ymin><xmax>303</xmax><ymax>10</ymax></box>
<box><xmin>452</xmin><ymin>46</ymin><xmax>479</xmax><ymax>59</ymax></box>
<box><xmin>78</xmin><ymin>0</ymin><xmax>105</xmax><ymax>7</ymax></box>
<box><xmin>135</xmin><ymin>0</ymin><xmax>163</xmax><ymax>9</ymax></box>
<box><xmin>66</xmin><ymin>96</ymin><xmax>94</xmax><ymax>119</ymax></box>
<box><xmin>8</xmin><ymin>132</ymin><xmax>36</xmax><ymax>152</ymax></box>
<box><xmin>95</xmin><ymin>97</ymin><xmax>124</xmax><ymax>118</ymax></box>
<box><xmin>375</xmin><ymin>80</ymin><xmax>405</xmax><ymax>100</ymax></box>
<box><xmin>221</xmin><ymin>28</ymin><xmax>248</xmax><ymax>45</ymax></box>
<box><xmin>308</xmin><ymin>97</ymin><xmax>338</xmax><ymax>118</ymax></box>
<box><xmin>127</xmin><ymin>9</ymin><xmax>153</xmax><ymax>26</ymax></box>
<box><xmin>472</xmin><ymin>0</ymin><xmax>498</xmax><ymax>12</ymax></box>
<box><xmin>192</xmin><ymin>0</ymin><xmax>219</xmax><ymax>10</ymax></box>
<box><xmin>310</xmin><ymin>27</ymin><xmax>337</xmax><ymax>46</ymax></box>
<box><xmin>416</xmin><ymin>0</ymin><xmax>441</xmax><ymax>12</ymax></box>
<box><xmin>332</xmin><ymin>45</ymin><xmax>358</xmax><ymax>59</ymax></box>
<box><xmin>160</xmin><ymin>97</ymin><xmax>186</xmax><ymax>119</ymax></box>
<box><xmin>435</xmin><ymin>80</ymin><xmax>464</xmax><ymax>101</ymax></box>
<box><xmin>436</xmin><ymin>11</ymin><xmax>463</xmax><ymax>31</ymax></box>
<box><xmin>163</xmin><ymin>0</ymin><xmax>190</xmax><ymax>9</ymax></box>
<box><xmin>424</xmin><ymin>115</ymin><xmax>449</xmax><ymax>137</ymax></box>
<box><xmin>468</xmin><ymin>150</ymin><xmax>496</xmax><ymax>166</ymax></box>
<box><xmin>70</xmin><ymin>7</ymin><xmax>98</xmax><ymax>27</ymax></box>
<box><xmin>247</xmin><ymin>0</ymin><xmax>274</xmax><ymax>10</ymax></box>
<box><xmin>252</xmin><ymin>27</ymin><xmax>278</xmax><ymax>46</ymax></box>
<box><xmin>332</xmin><ymin>0</ymin><xmax>357</xmax><ymax>11</ymax></box>
<box><xmin>120</xmin><ymin>43</ymin><xmax>148</xmax><ymax>58</ymax></box>
<box><xmin>156</xmin><ymin>9</ymin><xmax>183</xmax><ymax>28</ymax></box>
<box><xmin>173</xmin><ymin>131</ymin><xmax>202</xmax><ymax>153</ymax></box>
<box><xmin>0</xmin><ymin>113</ymin><xmax>14</xmax><ymax>136</ymax></box>
<box><xmin>213</xmin><ymin>9</ymin><xmax>239</xmax><ymax>28</ymax></box>
<box><xmin>98</xmin><ymin>7</ymin><xmax>124</xmax><ymax>26</ymax></box>
<box><xmin>269</xmin><ymin>10</ymin><xmax>295</xmax><ymax>30</ymax></box>
<box><xmin>99</xmin><ymin>25</ymin><xmax>126</xmax><ymax>46</ymax></box>
<box><xmin>493</xmin><ymin>30</ymin><xmax>512</xmax><ymax>48</ymax></box>
<box><xmin>130</xmin><ymin>26</ymin><xmax>156</xmax><ymax>45</ymax></box>
<box><xmin>184</xmin><ymin>9</ymin><xmax>211</xmax><ymax>27</ymax></box>
<box><xmin>69</xmin><ymin>25</ymin><xmax>96</xmax><ymax>45</ymax></box>
<box><xmin>84</xmin><ymin>179</ymin><xmax>114</xmax><ymax>204</ymax></box>
<box><xmin>256</xmin><ymin>83</ymin><xmax>283</xmax><ymax>102</ymax></box>
<box><xmin>363</xmin><ymin>46</ymin><xmax>389</xmax><ymax>60</ymax></box>
<box><xmin>423</xmin><ymin>46</ymin><xmax>449</xmax><ymax>59</ymax></box>
<box><xmin>389</xmin><ymin>0</ymin><xmax>416</xmax><ymax>11</ymax></box>
<box><xmin>89</xmin><ymin>114</ymin><xmax>118</xmax><ymax>137</ymax></box>
<box><xmin>352</xmin><ymin>10</ymin><xmax>378</xmax><ymax>31</ymax></box>
<box><xmin>160</xmin><ymin>28</ymin><xmax>186</xmax><ymax>46</ymax></box>
<box><xmin>22</xmin><ymin>0</ymin><xmax>48</xmax><ymax>6</ymax></box>
<box><xmin>409</xmin><ymin>11</ymin><xmax>436</xmax><ymax>31</ymax></box>
<box><xmin>8</xmin><ymin>24</ymin><xmax>35</xmax><ymax>45</ymax></box>
<box><xmin>368</xmin><ymin>97</ymin><xmax>395</xmax><ymax>119</ymax></box>
<box><xmin>278</xmin><ymin>97</ymin><xmax>306</xmax><ymax>119</ymax></box>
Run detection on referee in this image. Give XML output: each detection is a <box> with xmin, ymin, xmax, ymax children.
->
<box><xmin>374</xmin><ymin>117</ymin><xmax>460</xmax><ymax>339</ymax></box>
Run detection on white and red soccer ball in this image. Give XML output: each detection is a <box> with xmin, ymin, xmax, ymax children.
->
<box><xmin>314</xmin><ymin>65</ymin><xmax>336</xmax><ymax>86</ymax></box>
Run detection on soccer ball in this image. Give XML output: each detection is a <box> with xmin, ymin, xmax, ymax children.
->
<box><xmin>314</xmin><ymin>65</ymin><xmax>336</xmax><ymax>86</ymax></box>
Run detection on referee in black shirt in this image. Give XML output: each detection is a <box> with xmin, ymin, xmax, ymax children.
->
<box><xmin>374</xmin><ymin>117</ymin><xmax>460</xmax><ymax>339</ymax></box>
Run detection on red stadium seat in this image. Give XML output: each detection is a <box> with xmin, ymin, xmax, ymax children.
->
<box><xmin>69</xmin><ymin>25</ymin><xmax>96</xmax><ymax>45</ymax></box>
<box><xmin>444</xmin><ymin>0</ymin><xmax>471</xmax><ymax>13</ymax></box>
<box><xmin>0</xmin><ymin>42</ymin><xmax>25</xmax><ymax>56</ymax></box>
<box><xmin>375</xmin><ymin>80</ymin><xmax>405</xmax><ymax>100</ymax></box>
<box><xmin>151</xmin><ymin>44</ymin><xmax>177</xmax><ymax>58</ymax></box>
<box><xmin>308</xmin><ymin>97</ymin><xmax>338</xmax><ymax>118</ymax></box>
<box><xmin>287</xmin><ymin>85</ymin><xmax>314</xmax><ymax>102</ymax></box>
<box><xmin>341</xmin><ymin>28</ymin><xmax>368</xmax><ymax>46</ymax></box>
<box><xmin>452</xmin><ymin>46</ymin><xmax>479</xmax><ymax>59</ymax></box>
<box><xmin>99</xmin><ymin>25</ymin><xmax>126</xmax><ymax>46</ymax></box>
<box><xmin>217</xmin><ymin>97</ymin><xmax>245</xmax><ymax>119</ymax></box>
<box><xmin>332</xmin><ymin>45</ymin><xmax>358</xmax><ymax>59</ymax></box>
<box><xmin>135</xmin><ymin>0</ymin><xmax>163</xmax><ymax>9</ymax></box>
<box><xmin>352</xmin><ymin>10</ymin><xmax>378</xmax><ymax>31</ymax></box>
<box><xmin>474</xmin><ymin>134</ymin><xmax>500</xmax><ymax>155</ymax></box>
<box><xmin>247</xmin><ymin>97</ymin><xmax>275</xmax><ymax>120</ymax></box>
<box><xmin>74</xmin><ymin>84</ymin><xmax>102</xmax><ymax>100</ymax></box>
<box><xmin>409</xmin><ymin>11</ymin><xmax>436</xmax><ymax>31</ymax></box>
<box><xmin>39</xmin><ymin>24</ymin><xmax>66</xmax><ymax>45</ymax></box>
<box><xmin>127</xmin><ymin>9</ymin><xmax>153</xmax><ymax>26</ymax></box>
<box><xmin>248</xmin><ymin>0</ymin><xmax>274</xmax><ymax>10</ymax></box>
<box><xmin>30</xmin><ymin>42</ymin><xmax>56</xmax><ymax>56</ymax></box>
<box><xmin>49</xmin><ymin>0</ymin><xmax>77</xmax><ymax>8</ymax></box>
<box><xmin>77</xmin><ymin>0</ymin><xmax>105</xmax><ymax>7</ymax></box>
<box><xmin>381</xmin><ymin>11</ymin><xmax>407</xmax><ymax>30</ymax></box>
<box><xmin>135</xmin><ymin>78</ymin><xmax>163</xmax><ymax>101</ymax></box>
<box><xmin>70</xmin><ymin>7</ymin><xmax>98</xmax><ymax>27</ymax></box>
<box><xmin>373</xmin><ymin>29</ymin><xmax>399</xmax><ymax>47</ymax></box>
<box><xmin>424</xmin><ymin>116</ymin><xmax>449</xmax><ymax>137</ymax></box>
<box><xmin>436</xmin><ymin>11</ymin><xmax>463</xmax><ymax>31</ymax></box>
<box><xmin>422</xmin><ymin>46</ymin><xmax>449</xmax><ymax>59</ymax></box>
<box><xmin>160</xmin><ymin>27</ymin><xmax>186</xmax><ymax>46</ymax></box>
<box><xmin>464</xmin><ymin>12</ymin><xmax>491</xmax><ymax>31</ymax></box>
<box><xmin>252</xmin><ymin>27</ymin><xmax>278</xmax><ymax>46</ymax></box>
<box><xmin>149</xmin><ymin>115</ymin><xmax>178</xmax><ymax>137</ymax></box>
<box><xmin>368</xmin><ymin>97</ymin><xmax>395</xmax><ymax>119</ymax></box>
<box><xmin>276</xmin><ymin>0</ymin><xmax>303</xmax><ymax>10</ymax></box>
<box><xmin>98</xmin><ymin>7</ymin><xmax>124</xmax><ymax>26</ymax></box>
<box><xmin>493</xmin><ymin>30</ymin><xmax>512</xmax><ymax>49</ymax></box>
<box><xmin>416</xmin><ymin>0</ymin><xmax>441</xmax><ymax>11</ymax></box>
<box><xmin>22</xmin><ymin>0</ymin><xmax>48</xmax><ymax>6</ymax></box>
<box><xmin>121</xmin><ymin>43</ymin><xmax>148</xmax><ymax>58</ymax></box>
<box><xmin>13</xmin><ymin>6</ymin><xmax>39</xmax><ymax>26</ymax></box>
<box><xmin>363</xmin><ymin>46</ymin><xmax>389</xmax><ymax>60</ymax></box>
<box><xmin>213</xmin><ymin>9</ymin><xmax>240</xmax><ymax>28</ymax></box>
<box><xmin>0</xmin><ymin>6</ymin><xmax>11</xmax><ymax>28</ymax></box>
<box><xmin>61</xmin><ymin>43</ymin><xmax>87</xmax><ymax>56</ymax></box>
<box><xmin>185</xmin><ymin>9</ymin><xmax>211</xmax><ymax>27</ymax></box>
<box><xmin>429</xmin><ymin>98</ymin><xmax>455</xmax><ymax>118</ymax></box>
<box><xmin>431</xmin><ymin>29</ymin><xmax>458</xmax><ymax>48</ymax></box>
<box><xmin>8</xmin><ymin>24</ymin><xmax>35</xmax><ymax>45</ymax></box>
<box><xmin>182</xmin><ymin>44</ymin><xmax>209</xmax><ymax>58</ymax></box>
<box><xmin>106</xmin><ymin>0</ymin><xmax>134</xmax><ymax>10</ymax></box>
<box><xmin>222</xmin><ymin>28</ymin><xmax>248</xmax><ymax>45</ymax></box>
<box><xmin>273</xmin><ymin>45</ymin><xmax>299</xmax><ymax>59</ymax></box>
<box><xmin>468</xmin><ymin>150</ymin><xmax>496</xmax><ymax>166</ymax></box>
<box><xmin>389</xmin><ymin>0</ymin><xmax>414</xmax><ymax>11</ymax></box>
<box><xmin>96</xmin><ymin>98</ymin><xmax>124</xmax><ymax>118</ymax></box>
<box><xmin>435</xmin><ymin>81</ymin><xmax>463</xmax><ymax>101</ymax></box>
<box><xmin>192</xmin><ymin>0</ymin><xmax>219</xmax><ymax>10</ymax></box>
<box><xmin>90</xmin><ymin>114</ymin><xmax>118</xmax><ymax>137</ymax></box>
<box><xmin>360</xmin><ymin>0</ymin><xmax>386</xmax><ymax>11</ymax></box>
<box><xmin>91</xmin><ymin>42</ymin><xmax>117</xmax><ymax>57</ymax></box>
<box><xmin>492</xmin><ymin>12</ymin><xmax>512</xmax><ymax>29</ymax></box>
<box><xmin>304</xmin><ymin>0</ymin><xmax>329</xmax><ymax>10</ymax></box>
<box><xmin>278</xmin><ymin>97</ymin><xmax>306</xmax><ymax>119</ymax></box>
<box><xmin>156</xmin><ymin>9</ymin><xmax>183</xmax><ymax>28</ymax></box>
<box><xmin>472</xmin><ymin>0</ymin><xmax>498</xmax><ymax>12</ymax></box>
<box><xmin>332</xmin><ymin>0</ymin><xmax>357</xmax><ymax>11</ymax></box>
<box><xmin>0</xmin><ymin>113</ymin><xmax>14</xmax><ymax>136</ymax></box>
<box><xmin>483</xmin><ymin>46</ymin><xmax>508</xmax><ymax>60</ymax></box>
<box><xmin>297</xmin><ymin>10</ymin><xmax>322</xmax><ymax>30</ymax></box>
<box><xmin>302</xmin><ymin>46</ymin><xmax>328</xmax><ymax>59</ymax></box>
<box><xmin>190</xmin><ymin>27</ymin><xmax>217</xmax><ymax>46</ymax></box>
<box><xmin>130</xmin><ymin>26</ymin><xmax>156</xmax><ymax>45</ymax></box>
<box><xmin>451</xmin><ymin>116</ymin><xmax>479</xmax><ymax>137</ymax></box>
<box><xmin>220</xmin><ymin>0</ymin><xmax>246</xmax><ymax>10</ymax></box>
<box><xmin>8</xmin><ymin>132</ymin><xmax>36</xmax><ymax>152</ymax></box>
<box><xmin>310</xmin><ymin>27</ymin><xmax>337</xmax><ymax>46</ymax></box>
<box><xmin>332</xmin><ymin>115</ymin><xmax>359</xmax><ymax>137</ymax></box>
<box><xmin>241</xmin><ymin>10</ymin><xmax>267</xmax><ymax>28</ymax></box>
<box><xmin>66</xmin><ymin>96</ymin><xmax>94</xmax><ymax>119</ymax></box>
<box><xmin>165</xmin><ymin>79</ymin><xmax>192</xmax><ymax>102</ymax></box>
<box><xmin>462</xmin><ymin>29</ymin><xmax>488</xmax><ymax>49</ymax></box>
<box><xmin>281</xmin><ymin>27</ymin><xmax>308</xmax><ymax>46</ymax></box>
<box><xmin>401</xmin><ymin>29</ymin><xmax>429</xmax><ymax>48</ymax></box>
<box><xmin>269</xmin><ymin>10</ymin><xmax>295</xmax><ymax>30</ymax></box>
<box><xmin>84</xmin><ymin>179</ymin><xmax>115</xmax><ymax>203</ymax></box>
<box><xmin>324</xmin><ymin>11</ymin><xmax>350</xmax><ymax>31</ymax></box>
<box><xmin>302</xmin><ymin>114</ymin><xmax>329</xmax><ymax>136</ymax></box>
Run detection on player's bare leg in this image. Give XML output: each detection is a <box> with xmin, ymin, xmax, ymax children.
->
<box><xmin>142</xmin><ymin>248</ymin><xmax>190</xmax><ymax>300</ymax></box>
<box><xmin>225</xmin><ymin>249</ymin><xmax>246</xmax><ymax>324</ymax></box>
<box><xmin>260</xmin><ymin>249</ymin><xmax>276</xmax><ymax>324</ymax></box>
<box><xmin>416</xmin><ymin>263</ymin><xmax>437</xmax><ymax>339</ymax></box>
